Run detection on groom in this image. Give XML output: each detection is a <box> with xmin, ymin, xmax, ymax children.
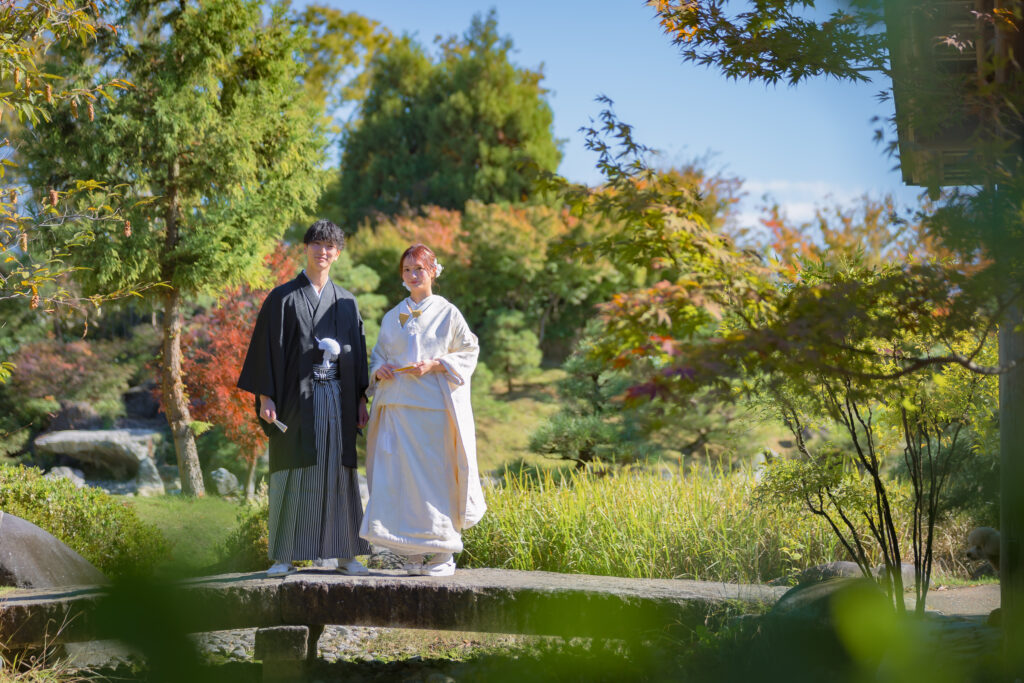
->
<box><xmin>237</xmin><ymin>219</ymin><xmax>371</xmax><ymax>576</ymax></box>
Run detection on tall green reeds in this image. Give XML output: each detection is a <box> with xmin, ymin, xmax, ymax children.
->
<box><xmin>461</xmin><ymin>466</ymin><xmax>850</xmax><ymax>583</ymax></box>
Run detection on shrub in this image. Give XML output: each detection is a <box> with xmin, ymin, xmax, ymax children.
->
<box><xmin>7</xmin><ymin>338</ymin><xmax>136</xmax><ymax>428</ymax></box>
<box><xmin>0</xmin><ymin>465</ymin><xmax>169</xmax><ymax>578</ymax></box>
<box><xmin>218</xmin><ymin>494</ymin><xmax>269</xmax><ymax>572</ymax></box>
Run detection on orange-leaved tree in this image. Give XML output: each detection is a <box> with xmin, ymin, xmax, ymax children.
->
<box><xmin>182</xmin><ymin>245</ymin><xmax>301</xmax><ymax>499</ymax></box>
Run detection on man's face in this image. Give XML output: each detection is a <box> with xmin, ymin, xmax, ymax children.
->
<box><xmin>306</xmin><ymin>240</ymin><xmax>339</xmax><ymax>272</ymax></box>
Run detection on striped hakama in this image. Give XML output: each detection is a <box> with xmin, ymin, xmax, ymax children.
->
<box><xmin>268</xmin><ymin>361</ymin><xmax>370</xmax><ymax>562</ymax></box>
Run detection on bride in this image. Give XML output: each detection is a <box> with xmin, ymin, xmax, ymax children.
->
<box><xmin>359</xmin><ymin>243</ymin><xmax>486</xmax><ymax>576</ymax></box>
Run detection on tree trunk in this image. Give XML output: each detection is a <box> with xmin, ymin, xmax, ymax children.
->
<box><xmin>245</xmin><ymin>454</ymin><xmax>259</xmax><ymax>501</ymax></box>
<box><xmin>160</xmin><ymin>287</ymin><xmax>205</xmax><ymax>496</ymax></box>
<box><xmin>999</xmin><ymin>300</ymin><xmax>1024</xmax><ymax>674</ymax></box>
<box><xmin>158</xmin><ymin>156</ymin><xmax>204</xmax><ymax>497</ymax></box>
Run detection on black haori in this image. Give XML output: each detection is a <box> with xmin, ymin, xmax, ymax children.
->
<box><xmin>267</xmin><ymin>362</ymin><xmax>369</xmax><ymax>562</ymax></box>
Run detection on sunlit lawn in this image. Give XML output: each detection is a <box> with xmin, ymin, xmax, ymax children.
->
<box><xmin>127</xmin><ymin>494</ymin><xmax>240</xmax><ymax>576</ymax></box>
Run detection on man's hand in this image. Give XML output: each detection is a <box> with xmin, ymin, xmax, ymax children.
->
<box><xmin>259</xmin><ymin>395</ymin><xmax>277</xmax><ymax>423</ymax></box>
<box><xmin>357</xmin><ymin>398</ymin><xmax>369</xmax><ymax>428</ymax></box>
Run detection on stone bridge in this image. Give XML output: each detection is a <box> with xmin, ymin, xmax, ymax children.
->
<box><xmin>0</xmin><ymin>568</ymin><xmax>785</xmax><ymax>649</ymax></box>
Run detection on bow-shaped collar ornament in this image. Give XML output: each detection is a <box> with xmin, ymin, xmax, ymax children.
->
<box><xmin>399</xmin><ymin>309</ymin><xmax>422</xmax><ymax>327</ymax></box>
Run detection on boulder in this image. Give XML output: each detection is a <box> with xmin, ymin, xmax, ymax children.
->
<box><xmin>0</xmin><ymin>511</ymin><xmax>108</xmax><ymax>588</ymax></box>
<box><xmin>44</xmin><ymin>466</ymin><xmax>86</xmax><ymax>489</ymax></box>
<box><xmin>771</xmin><ymin>577</ymin><xmax>887</xmax><ymax>625</ymax></box>
<box><xmin>795</xmin><ymin>561</ymin><xmax>916</xmax><ymax>588</ymax></box>
<box><xmin>209</xmin><ymin>468</ymin><xmax>239</xmax><ymax>497</ymax></box>
<box><xmin>34</xmin><ymin>429</ymin><xmax>165</xmax><ymax>496</ymax></box>
<box><xmin>797</xmin><ymin>561</ymin><xmax>868</xmax><ymax>585</ymax></box>
<box><xmin>135</xmin><ymin>457</ymin><xmax>165</xmax><ymax>497</ymax></box>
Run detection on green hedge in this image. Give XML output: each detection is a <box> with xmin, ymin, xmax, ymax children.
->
<box><xmin>0</xmin><ymin>465</ymin><xmax>169</xmax><ymax>578</ymax></box>
<box><xmin>218</xmin><ymin>497</ymin><xmax>268</xmax><ymax>572</ymax></box>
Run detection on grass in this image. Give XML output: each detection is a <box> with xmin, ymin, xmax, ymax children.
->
<box><xmin>461</xmin><ymin>465</ymin><xmax>847</xmax><ymax>583</ymax></box>
<box><xmin>126</xmin><ymin>495</ymin><xmax>240</xmax><ymax>576</ymax></box>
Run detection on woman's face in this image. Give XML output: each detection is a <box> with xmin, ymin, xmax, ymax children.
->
<box><xmin>402</xmin><ymin>255</ymin><xmax>433</xmax><ymax>295</ymax></box>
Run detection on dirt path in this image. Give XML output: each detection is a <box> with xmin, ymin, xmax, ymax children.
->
<box><xmin>911</xmin><ymin>583</ymin><xmax>1000</xmax><ymax>617</ymax></box>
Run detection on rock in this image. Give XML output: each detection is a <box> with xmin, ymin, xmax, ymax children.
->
<box><xmin>794</xmin><ymin>561</ymin><xmax>916</xmax><ymax>589</ymax></box>
<box><xmin>771</xmin><ymin>577</ymin><xmax>887</xmax><ymax>626</ymax></box>
<box><xmin>797</xmin><ymin>561</ymin><xmax>868</xmax><ymax>585</ymax></box>
<box><xmin>49</xmin><ymin>401</ymin><xmax>102</xmax><ymax>431</ymax></box>
<box><xmin>34</xmin><ymin>429</ymin><xmax>165</xmax><ymax>496</ymax></box>
<box><xmin>970</xmin><ymin>562</ymin><xmax>998</xmax><ymax>580</ymax></box>
<box><xmin>135</xmin><ymin>457</ymin><xmax>165</xmax><ymax>497</ymax></box>
<box><xmin>743</xmin><ymin>579</ymin><xmax>889</xmax><ymax>680</ymax></box>
<box><xmin>35</xmin><ymin>429</ymin><xmax>158</xmax><ymax>479</ymax></box>
<box><xmin>365</xmin><ymin>547</ymin><xmax>404</xmax><ymax>570</ymax></box>
<box><xmin>44</xmin><ymin>466</ymin><xmax>86</xmax><ymax>488</ymax></box>
<box><xmin>210</xmin><ymin>468</ymin><xmax>240</xmax><ymax>497</ymax></box>
<box><xmin>62</xmin><ymin>639</ymin><xmax>139</xmax><ymax>669</ymax></box>
<box><xmin>255</xmin><ymin>626</ymin><xmax>310</xmax><ymax>662</ymax></box>
<box><xmin>0</xmin><ymin>511</ymin><xmax>108</xmax><ymax>588</ymax></box>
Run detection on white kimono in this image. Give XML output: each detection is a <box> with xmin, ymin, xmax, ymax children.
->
<box><xmin>359</xmin><ymin>295</ymin><xmax>486</xmax><ymax>556</ymax></box>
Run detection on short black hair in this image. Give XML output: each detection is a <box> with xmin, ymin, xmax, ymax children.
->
<box><xmin>303</xmin><ymin>219</ymin><xmax>345</xmax><ymax>250</ymax></box>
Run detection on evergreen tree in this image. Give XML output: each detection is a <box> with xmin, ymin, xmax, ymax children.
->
<box><xmin>20</xmin><ymin>0</ymin><xmax>327</xmax><ymax>495</ymax></box>
<box><xmin>336</xmin><ymin>11</ymin><xmax>561</xmax><ymax>229</ymax></box>
<box><xmin>482</xmin><ymin>308</ymin><xmax>542</xmax><ymax>393</ymax></box>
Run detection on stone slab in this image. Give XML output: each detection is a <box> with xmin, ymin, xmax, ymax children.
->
<box><xmin>0</xmin><ymin>569</ymin><xmax>785</xmax><ymax>647</ymax></box>
<box><xmin>0</xmin><ymin>569</ymin><xmax>998</xmax><ymax>650</ymax></box>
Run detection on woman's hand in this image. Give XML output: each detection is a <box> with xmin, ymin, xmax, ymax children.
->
<box><xmin>405</xmin><ymin>359</ymin><xmax>441</xmax><ymax>377</ymax></box>
<box><xmin>259</xmin><ymin>395</ymin><xmax>277</xmax><ymax>423</ymax></box>
<box><xmin>374</xmin><ymin>363</ymin><xmax>398</xmax><ymax>381</ymax></box>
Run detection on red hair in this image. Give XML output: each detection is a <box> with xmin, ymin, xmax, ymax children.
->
<box><xmin>399</xmin><ymin>243</ymin><xmax>438</xmax><ymax>278</ymax></box>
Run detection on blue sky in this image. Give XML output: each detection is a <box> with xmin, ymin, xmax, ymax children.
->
<box><xmin>320</xmin><ymin>0</ymin><xmax>923</xmax><ymax>227</ymax></box>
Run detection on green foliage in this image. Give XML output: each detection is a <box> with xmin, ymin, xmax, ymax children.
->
<box><xmin>0</xmin><ymin>1</ymin><xmax>138</xmax><ymax>365</ymax></box>
<box><xmin>649</xmin><ymin>0</ymin><xmax>888</xmax><ymax>85</ymax></box>
<box><xmin>6</xmin><ymin>338</ymin><xmax>134</xmax><ymax>423</ymax></box>
<box><xmin>297</xmin><ymin>5</ymin><xmax>393</xmax><ymax>116</ymax></box>
<box><xmin>481</xmin><ymin>308</ymin><xmax>542</xmax><ymax>392</ymax></box>
<box><xmin>330</xmin><ymin>249</ymin><xmax>387</xmax><ymax>349</ymax></box>
<box><xmin>337</xmin><ymin>11</ymin><xmax>561</xmax><ymax>228</ymax></box>
<box><xmin>530</xmin><ymin>318</ymin><xmax>751</xmax><ymax>469</ymax></box>
<box><xmin>529</xmin><ymin>327</ymin><xmax>657</xmax><ymax>468</ymax></box>
<box><xmin>538</xmin><ymin>104</ymin><xmax>1004</xmax><ymax>610</ymax></box>
<box><xmin>20</xmin><ymin>0</ymin><xmax>331</xmax><ymax>495</ymax></box>
<box><xmin>0</xmin><ymin>465</ymin><xmax>169</xmax><ymax>578</ymax></box>
<box><xmin>348</xmin><ymin>201</ymin><xmax>630</xmax><ymax>358</ymax></box>
<box><xmin>22</xmin><ymin>0</ymin><xmax>328</xmax><ymax>299</ymax></box>
<box><xmin>470</xmin><ymin>361</ymin><xmax>506</xmax><ymax>420</ymax></box>
<box><xmin>529</xmin><ymin>413</ymin><xmax>620</xmax><ymax>465</ymax></box>
<box><xmin>218</xmin><ymin>494</ymin><xmax>269</xmax><ymax>572</ymax></box>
